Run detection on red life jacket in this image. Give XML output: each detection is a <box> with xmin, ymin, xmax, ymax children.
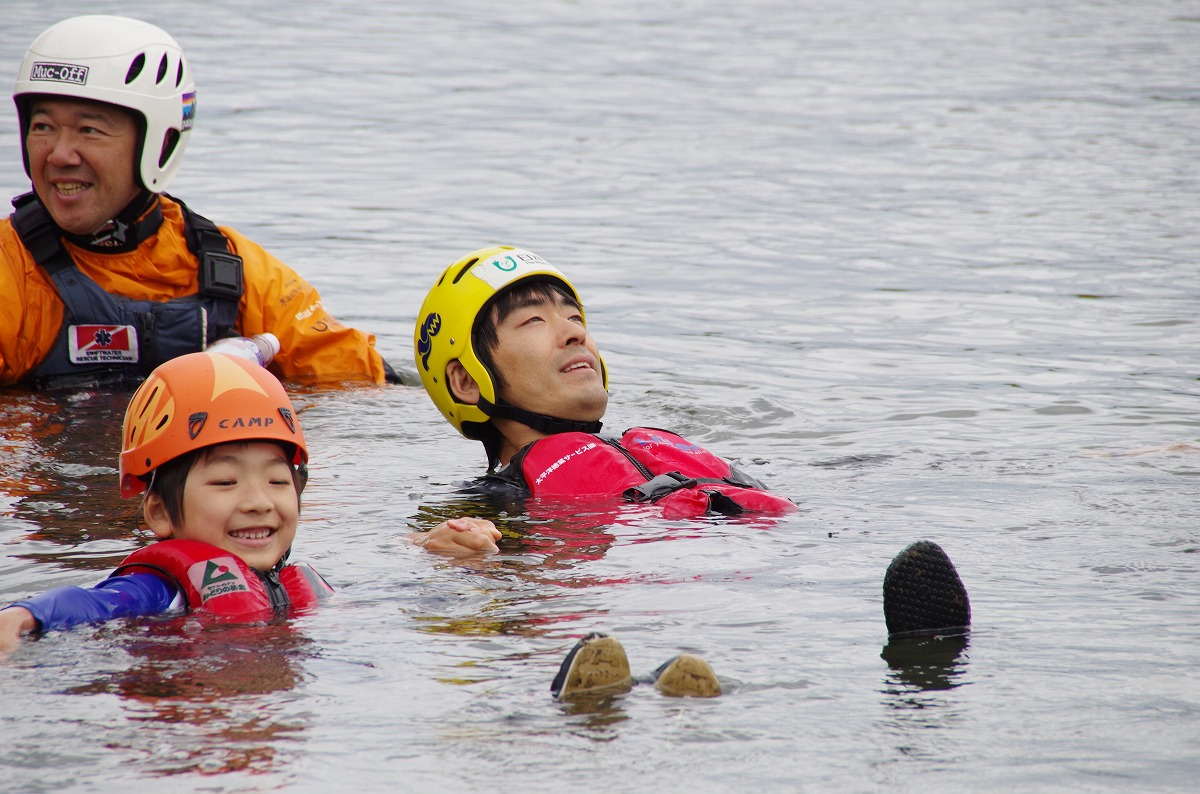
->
<box><xmin>112</xmin><ymin>539</ymin><xmax>334</xmax><ymax>619</ymax></box>
<box><xmin>516</xmin><ymin>428</ymin><xmax>796</xmax><ymax>519</ymax></box>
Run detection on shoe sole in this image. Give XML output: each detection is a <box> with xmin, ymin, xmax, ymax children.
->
<box><xmin>654</xmin><ymin>653</ymin><xmax>721</xmax><ymax>698</ymax></box>
<box><xmin>883</xmin><ymin>540</ymin><xmax>971</xmax><ymax>636</ymax></box>
<box><xmin>551</xmin><ymin>633</ymin><xmax>633</xmax><ymax>700</ymax></box>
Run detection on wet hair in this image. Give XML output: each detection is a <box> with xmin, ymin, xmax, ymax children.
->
<box><xmin>472</xmin><ymin>279</ymin><xmax>580</xmax><ymax>391</ymax></box>
<box><xmin>146</xmin><ymin>441</ymin><xmax>306</xmax><ymax>528</ymax></box>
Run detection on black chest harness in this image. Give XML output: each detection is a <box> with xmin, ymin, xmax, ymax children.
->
<box><xmin>10</xmin><ymin>192</ymin><xmax>244</xmax><ymax>390</ymax></box>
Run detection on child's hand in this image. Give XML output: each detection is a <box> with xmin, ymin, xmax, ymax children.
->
<box><xmin>413</xmin><ymin>518</ymin><xmax>501</xmax><ymax>557</ymax></box>
<box><xmin>0</xmin><ymin>607</ymin><xmax>36</xmax><ymax>655</ymax></box>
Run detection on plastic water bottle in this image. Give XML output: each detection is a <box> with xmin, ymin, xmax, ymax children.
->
<box><xmin>207</xmin><ymin>333</ymin><xmax>280</xmax><ymax>367</ymax></box>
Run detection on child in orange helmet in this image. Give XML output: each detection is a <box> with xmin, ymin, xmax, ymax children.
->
<box><xmin>0</xmin><ymin>351</ymin><xmax>498</xmax><ymax>653</ymax></box>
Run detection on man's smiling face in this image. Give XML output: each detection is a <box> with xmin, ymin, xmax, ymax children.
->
<box><xmin>25</xmin><ymin>96</ymin><xmax>141</xmax><ymax>235</ymax></box>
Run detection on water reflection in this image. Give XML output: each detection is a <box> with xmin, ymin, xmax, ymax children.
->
<box><xmin>880</xmin><ymin>631</ymin><xmax>971</xmax><ymax>700</ymax></box>
<box><xmin>409</xmin><ymin>497</ymin><xmax>670</xmax><ymax>654</ymax></box>
<box><xmin>0</xmin><ymin>389</ymin><xmax>136</xmax><ymax>553</ymax></box>
<box><xmin>415</xmin><ymin>493</ymin><xmax>779</xmax><ymax>577</ymax></box>
<box><xmin>413</xmin><ymin>497</ymin><xmax>621</xmax><ymax>569</ymax></box>
<box><xmin>409</xmin><ymin>494</ymin><xmax>767</xmax><ymax>721</ymax></box>
<box><xmin>65</xmin><ymin>617</ymin><xmax>314</xmax><ymax>776</ymax></box>
<box><xmin>557</xmin><ymin>691</ymin><xmax>633</xmax><ymax>732</ymax></box>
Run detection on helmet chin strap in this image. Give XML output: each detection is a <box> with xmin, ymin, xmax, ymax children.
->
<box><xmin>60</xmin><ymin>189</ymin><xmax>159</xmax><ymax>251</ymax></box>
<box><xmin>478</xmin><ymin>395</ymin><xmax>603</xmax><ymax>436</ymax></box>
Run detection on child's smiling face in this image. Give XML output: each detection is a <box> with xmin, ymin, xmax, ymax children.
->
<box><xmin>146</xmin><ymin>441</ymin><xmax>299</xmax><ymax>571</ymax></box>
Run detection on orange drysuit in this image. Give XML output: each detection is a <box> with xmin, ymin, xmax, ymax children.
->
<box><xmin>0</xmin><ymin>196</ymin><xmax>390</xmax><ymax>387</ymax></box>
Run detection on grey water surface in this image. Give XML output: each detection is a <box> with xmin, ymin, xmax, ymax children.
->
<box><xmin>0</xmin><ymin>1</ymin><xmax>1197</xmax><ymax>791</ymax></box>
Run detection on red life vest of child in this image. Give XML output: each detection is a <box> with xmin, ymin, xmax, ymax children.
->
<box><xmin>111</xmin><ymin>539</ymin><xmax>334</xmax><ymax>618</ymax></box>
<box><xmin>515</xmin><ymin>427</ymin><xmax>796</xmax><ymax>519</ymax></box>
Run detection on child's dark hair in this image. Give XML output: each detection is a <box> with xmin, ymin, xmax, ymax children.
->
<box><xmin>146</xmin><ymin>442</ymin><xmax>307</xmax><ymax>527</ymax></box>
<box><xmin>472</xmin><ymin>279</ymin><xmax>580</xmax><ymax>391</ymax></box>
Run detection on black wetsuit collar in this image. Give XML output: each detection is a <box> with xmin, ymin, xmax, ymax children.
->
<box><xmin>61</xmin><ymin>190</ymin><xmax>161</xmax><ymax>253</ymax></box>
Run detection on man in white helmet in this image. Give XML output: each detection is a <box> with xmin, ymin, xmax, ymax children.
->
<box><xmin>0</xmin><ymin>16</ymin><xmax>400</xmax><ymax>389</ymax></box>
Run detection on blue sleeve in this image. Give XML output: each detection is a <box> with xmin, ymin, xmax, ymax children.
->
<box><xmin>9</xmin><ymin>573</ymin><xmax>181</xmax><ymax>634</ymax></box>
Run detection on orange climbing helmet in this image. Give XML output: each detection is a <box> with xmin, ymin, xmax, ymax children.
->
<box><xmin>119</xmin><ymin>351</ymin><xmax>307</xmax><ymax>498</ymax></box>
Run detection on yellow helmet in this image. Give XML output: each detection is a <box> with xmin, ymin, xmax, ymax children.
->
<box><xmin>414</xmin><ymin>246</ymin><xmax>607</xmax><ymax>444</ymax></box>
<box><xmin>119</xmin><ymin>351</ymin><xmax>307</xmax><ymax>498</ymax></box>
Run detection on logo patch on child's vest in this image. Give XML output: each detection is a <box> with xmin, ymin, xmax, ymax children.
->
<box><xmin>68</xmin><ymin>324</ymin><xmax>139</xmax><ymax>364</ymax></box>
<box><xmin>188</xmin><ymin>557</ymin><xmax>252</xmax><ymax>602</ymax></box>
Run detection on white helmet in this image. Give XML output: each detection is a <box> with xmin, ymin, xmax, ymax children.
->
<box><xmin>14</xmin><ymin>15</ymin><xmax>196</xmax><ymax>192</ymax></box>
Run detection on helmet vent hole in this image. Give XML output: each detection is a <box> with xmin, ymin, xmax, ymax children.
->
<box><xmin>159</xmin><ymin>130</ymin><xmax>180</xmax><ymax>168</ymax></box>
<box><xmin>156</xmin><ymin>54</ymin><xmax>169</xmax><ymax>84</ymax></box>
<box><xmin>175</xmin><ymin>61</ymin><xmax>185</xmax><ymax>88</ymax></box>
<box><xmin>125</xmin><ymin>54</ymin><xmax>146</xmax><ymax>85</ymax></box>
<box><xmin>451</xmin><ymin>258</ymin><xmax>479</xmax><ymax>284</ymax></box>
<box><xmin>138</xmin><ymin>385</ymin><xmax>160</xmax><ymax>417</ymax></box>
<box><xmin>154</xmin><ymin>415</ymin><xmax>170</xmax><ymax>431</ymax></box>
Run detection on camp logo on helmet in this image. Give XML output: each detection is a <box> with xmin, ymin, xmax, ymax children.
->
<box><xmin>28</xmin><ymin>61</ymin><xmax>89</xmax><ymax>85</ymax></box>
<box><xmin>279</xmin><ymin>407</ymin><xmax>296</xmax><ymax>434</ymax></box>
<box><xmin>417</xmin><ymin>312</ymin><xmax>442</xmax><ymax>371</ymax></box>
<box><xmin>188</xmin><ymin>412</ymin><xmax>208</xmax><ymax>440</ymax></box>
<box><xmin>217</xmin><ymin>415</ymin><xmax>284</xmax><ymax>431</ymax></box>
<box><xmin>190</xmin><ymin>410</ymin><xmax>296</xmax><ymax>436</ymax></box>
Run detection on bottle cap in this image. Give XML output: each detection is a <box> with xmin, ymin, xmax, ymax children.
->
<box><xmin>256</xmin><ymin>332</ymin><xmax>281</xmax><ymax>358</ymax></box>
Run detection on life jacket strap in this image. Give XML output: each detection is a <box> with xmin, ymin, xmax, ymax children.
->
<box><xmin>170</xmin><ymin>194</ymin><xmax>245</xmax><ymax>301</ymax></box>
<box><xmin>623</xmin><ymin>470</ymin><xmax>724</xmax><ymax>503</ymax></box>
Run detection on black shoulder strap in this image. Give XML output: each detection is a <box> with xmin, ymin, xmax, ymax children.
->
<box><xmin>10</xmin><ymin>192</ymin><xmax>70</xmax><ymax>272</ymax></box>
<box><xmin>168</xmin><ymin>194</ymin><xmax>245</xmax><ymax>301</ymax></box>
<box><xmin>11</xmin><ymin>192</ymin><xmax>246</xmax><ymax>304</ymax></box>
<box><xmin>11</xmin><ymin>192</ymin><xmax>244</xmax><ymax>354</ymax></box>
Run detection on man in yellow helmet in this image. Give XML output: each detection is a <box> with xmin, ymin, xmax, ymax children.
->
<box><xmin>413</xmin><ymin>247</ymin><xmax>972</xmax><ymax>699</ymax></box>
<box><xmin>1</xmin><ymin>16</ymin><xmax>399</xmax><ymax>389</ymax></box>
<box><xmin>414</xmin><ymin>246</ymin><xmax>797</xmax><ymax>518</ymax></box>
<box><xmin>413</xmin><ymin>246</ymin><xmax>971</xmax><ymax>635</ymax></box>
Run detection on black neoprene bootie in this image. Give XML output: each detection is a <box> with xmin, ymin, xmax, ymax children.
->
<box><xmin>883</xmin><ymin>541</ymin><xmax>971</xmax><ymax>636</ymax></box>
